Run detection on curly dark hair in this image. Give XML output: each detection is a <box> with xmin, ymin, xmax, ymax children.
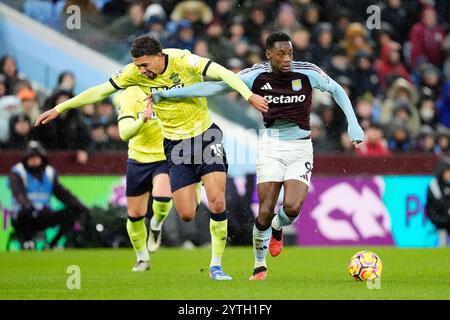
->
<box><xmin>265</xmin><ymin>32</ymin><xmax>291</xmax><ymax>49</ymax></box>
<box><xmin>130</xmin><ymin>35</ymin><xmax>163</xmax><ymax>58</ymax></box>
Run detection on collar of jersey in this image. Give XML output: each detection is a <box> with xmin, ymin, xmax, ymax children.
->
<box><xmin>161</xmin><ymin>54</ymin><xmax>169</xmax><ymax>75</ymax></box>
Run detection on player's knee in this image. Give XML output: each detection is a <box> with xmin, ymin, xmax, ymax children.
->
<box><xmin>256</xmin><ymin>214</ymin><xmax>272</xmax><ymax>228</ymax></box>
<box><xmin>208</xmin><ymin>197</ymin><xmax>225</xmax><ymax>213</ymax></box>
<box><xmin>283</xmin><ymin>200</ymin><xmax>303</xmax><ymax>217</ymax></box>
<box><xmin>259</xmin><ymin>201</ymin><xmax>276</xmax><ymax>218</ymax></box>
<box><xmin>127</xmin><ymin>209</ymin><xmax>146</xmax><ymax>219</ymax></box>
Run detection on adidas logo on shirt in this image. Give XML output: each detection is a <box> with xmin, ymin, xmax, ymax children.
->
<box><xmin>261</xmin><ymin>82</ymin><xmax>272</xmax><ymax>90</ymax></box>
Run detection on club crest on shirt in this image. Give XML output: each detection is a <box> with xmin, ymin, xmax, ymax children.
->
<box><xmin>170</xmin><ymin>73</ymin><xmax>181</xmax><ymax>84</ymax></box>
<box><xmin>292</xmin><ymin>79</ymin><xmax>302</xmax><ymax>91</ymax></box>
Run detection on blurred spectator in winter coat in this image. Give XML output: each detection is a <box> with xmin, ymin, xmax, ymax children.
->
<box><xmin>322</xmin><ymin>48</ymin><xmax>352</xmax><ymax>81</ymax></box>
<box><xmin>6</xmin><ymin>114</ymin><xmax>33</xmax><ymax>150</ymax></box>
<box><xmin>34</xmin><ymin>90</ymin><xmax>92</xmax><ymax>163</ymax></box>
<box><xmin>409</xmin><ymin>6</ymin><xmax>445</xmax><ymax>69</ymax></box>
<box><xmin>434</xmin><ymin>126</ymin><xmax>450</xmax><ymax>155</ymax></box>
<box><xmin>228</xmin><ymin>17</ymin><xmax>250</xmax><ymax>60</ymax></box>
<box><xmin>381</xmin><ymin>78</ymin><xmax>421</xmax><ymax>136</ymax></box>
<box><xmin>351</xmin><ymin>50</ymin><xmax>379</xmax><ymax>99</ymax></box>
<box><xmin>381</xmin><ymin>0</ymin><xmax>410</xmax><ymax>43</ymax></box>
<box><xmin>102</xmin><ymin>0</ymin><xmax>130</xmax><ymax>23</ymax></box>
<box><xmin>387</xmin><ymin>120</ymin><xmax>412</xmax><ymax>152</ymax></box>
<box><xmin>170</xmin><ymin>0</ymin><xmax>213</xmax><ymax>36</ymax></box>
<box><xmin>106</xmin><ymin>2</ymin><xmax>147</xmax><ymax>42</ymax></box>
<box><xmin>356</xmin><ymin>122</ymin><xmax>390</xmax><ymax>157</ymax></box>
<box><xmin>375</xmin><ymin>39</ymin><xmax>411</xmax><ymax>89</ymax></box>
<box><xmin>310</xmin><ymin>23</ymin><xmax>334</xmax><ymax>68</ymax></box>
<box><xmin>244</xmin><ymin>5</ymin><xmax>267</xmax><ymax>46</ymax></box>
<box><xmin>417</xmin><ymin>63</ymin><xmax>442</xmax><ymax>100</ymax></box>
<box><xmin>205</xmin><ymin>18</ymin><xmax>233</xmax><ymax>67</ymax></box>
<box><xmin>54</xmin><ymin>71</ymin><xmax>75</xmax><ymax>95</ymax></box>
<box><xmin>0</xmin><ymin>55</ymin><xmax>26</xmax><ymax>95</ymax></box>
<box><xmin>292</xmin><ymin>28</ymin><xmax>313</xmax><ymax>62</ymax></box>
<box><xmin>214</xmin><ymin>0</ymin><xmax>234</xmax><ymax>29</ymax></box>
<box><xmin>164</xmin><ymin>19</ymin><xmax>196</xmax><ymax>52</ymax></box>
<box><xmin>146</xmin><ymin>15</ymin><xmax>168</xmax><ymax>42</ymax></box>
<box><xmin>418</xmin><ymin>96</ymin><xmax>438</xmax><ymax>127</ymax></box>
<box><xmin>413</xmin><ymin>125</ymin><xmax>436</xmax><ymax>153</ymax></box>
<box><xmin>342</xmin><ymin>23</ymin><xmax>371</xmax><ymax>61</ymax></box>
<box><xmin>0</xmin><ymin>95</ymin><xmax>21</xmax><ymax>145</ymax></box>
<box><xmin>274</xmin><ymin>4</ymin><xmax>299</xmax><ymax>35</ymax></box>
<box><xmin>17</xmin><ymin>87</ymin><xmax>39</xmax><ymax>125</ymax></box>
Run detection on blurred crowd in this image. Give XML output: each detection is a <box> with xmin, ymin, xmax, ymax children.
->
<box><xmin>0</xmin><ymin>63</ymin><xmax>127</xmax><ymax>162</ymax></box>
<box><xmin>1</xmin><ymin>0</ymin><xmax>450</xmax><ymax>157</ymax></box>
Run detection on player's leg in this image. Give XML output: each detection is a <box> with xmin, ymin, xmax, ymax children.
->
<box><xmin>126</xmin><ymin>193</ymin><xmax>151</xmax><ymax>271</ymax></box>
<box><xmin>270</xmin><ymin>180</ymin><xmax>309</xmax><ymax>257</ymax></box>
<box><xmin>250</xmin><ymin>133</ymin><xmax>285</xmax><ymax>280</ymax></box>
<box><xmin>171</xmin><ymin>183</ymin><xmax>198</xmax><ymax>221</ymax></box>
<box><xmin>197</xmin><ymin>123</ymin><xmax>232</xmax><ymax>280</ymax></box>
<box><xmin>125</xmin><ymin>160</ymin><xmax>155</xmax><ymax>271</ymax></box>
<box><xmin>148</xmin><ymin>171</ymin><xmax>172</xmax><ymax>253</ymax></box>
<box><xmin>270</xmin><ymin>138</ymin><xmax>313</xmax><ymax>257</ymax></box>
<box><xmin>249</xmin><ymin>181</ymin><xmax>282</xmax><ymax>280</ymax></box>
<box><xmin>201</xmin><ymin>171</ymin><xmax>232</xmax><ymax>280</ymax></box>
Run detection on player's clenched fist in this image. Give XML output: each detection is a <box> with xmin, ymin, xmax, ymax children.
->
<box><xmin>141</xmin><ymin>103</ymin><xmax>153</xmax><ymax>122</ymax></box>
<box><xmin>35</xmin><ymin>108</ymin><xmax>60</xmax><ymax>127</ymax></box>
<box><xmin>248</xmin><ymin>94</ymin><xmax>269</xmax><ymax>113</ymax></box>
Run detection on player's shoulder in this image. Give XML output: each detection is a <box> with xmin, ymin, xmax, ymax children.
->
<box><xmin>292</xmin><ymin>61</ymin><xmax>325</xmax><ymax>76</ymax></box>
<box><xmin>238</xmin><ymin>62</ymin><xmax>269</xmax><ymax>77</ymax></box>
<box><xmin>112</xmin><ymin>63</ymin><xmax>138</xmax><ymax>79</ymax></box>
<box><xmin>163</xmin><ymin>48</ymin><xmax>189</xmax><ymax>58</ymax></box>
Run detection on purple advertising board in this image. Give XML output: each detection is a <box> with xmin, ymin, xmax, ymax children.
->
<box><xmin>295</xmin><ymin>177</ymin><xmax>395</xmax><ymax>245</ymax></box>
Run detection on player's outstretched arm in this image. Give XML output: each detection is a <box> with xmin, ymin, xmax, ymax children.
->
<box><xmin>205</xmin><ymin>62</ymin><xmax>269</xmax><ymax>113</ymax></box>
<box><xmin>152</xmin><ymin>81</ymin><xmax>232</xmax><ymax>103</ymax></box>
<box><xmin>305</xmin><ymin>64</ymin><xmax>364</xmax><ymax>147</ymax></box>
<box><xmin>327</xmin><ymin>79</ymin><xmax>365</xmax><ymax>147</ymax></box>
<box><xmin>35</xmin><ymin>82</ymin><xmax>118</xmax><ymax>126</ymax></box>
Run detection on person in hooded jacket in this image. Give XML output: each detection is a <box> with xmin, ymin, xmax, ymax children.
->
<box><xmin>8</xmin><ymin>141</ymin><xmax>89</xmax><ymax>249</ymax></box>
<box><xmin>426</xmin><ymin>157</ymin><xmax>450</xmax><ymax>234</ymax></box>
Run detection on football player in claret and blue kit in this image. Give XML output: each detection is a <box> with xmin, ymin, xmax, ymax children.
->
<box><xmin>150</xmin><ymin>32</ymin><xmax>365</xmax><ymax>280</ymax></box>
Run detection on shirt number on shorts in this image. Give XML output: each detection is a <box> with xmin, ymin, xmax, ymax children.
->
<box><xmin>210</xmin><ymin>144</ymin><xmax>223</xmax><ymax>157</ymax></box>
<box><xmin>300</xmin><ymin>162</ymin><xmax>313</xmax><ymax>182</ymax></box>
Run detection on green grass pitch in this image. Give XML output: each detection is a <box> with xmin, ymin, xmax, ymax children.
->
<box><xmin>1</xmin><ymin>247</ymin><xmax>449</xmax><ymax>300</ymax></box>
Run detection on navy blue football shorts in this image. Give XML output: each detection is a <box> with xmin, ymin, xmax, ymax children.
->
<box><xmin>125</xmin><ymin>159</ymin><xmax>169</xmax><ymax>197</ymax></box>
<box><xmin>163</xmin><ymin>123</ymin><xmax>228</xmax><ymax>192</ymax></box>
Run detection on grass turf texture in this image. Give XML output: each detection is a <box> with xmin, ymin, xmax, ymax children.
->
<box><xmin>0</xmin><ymin>247</ymin><xmax>449</xmax><ymax>300</ymax></box>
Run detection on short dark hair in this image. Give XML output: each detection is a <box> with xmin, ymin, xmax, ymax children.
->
<box><xmin>265</xmin><ymin>32</ymin><xmax>291</xmax><ymax>49</ymax></box>
<box><xmin>130</xmin><ymin>35</ymin><xmax>163</xmax><ymax>58</ymax></box>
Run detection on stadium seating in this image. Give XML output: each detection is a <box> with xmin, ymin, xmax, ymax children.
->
<box><xmin>23</xmin><ymin>0</ymin><xmax>62</xmax><ymax>30</ymax></box>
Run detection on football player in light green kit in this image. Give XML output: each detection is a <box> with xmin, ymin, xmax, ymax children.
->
<box><xmin>115</xmin><ymin>86</ymin><xmax>172</xmax><ymax>272</ymax></box>
<box><xmin>35</xmin><ymin>35</ymin><xmax>268</xmax><ymax>280</ymax></box>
